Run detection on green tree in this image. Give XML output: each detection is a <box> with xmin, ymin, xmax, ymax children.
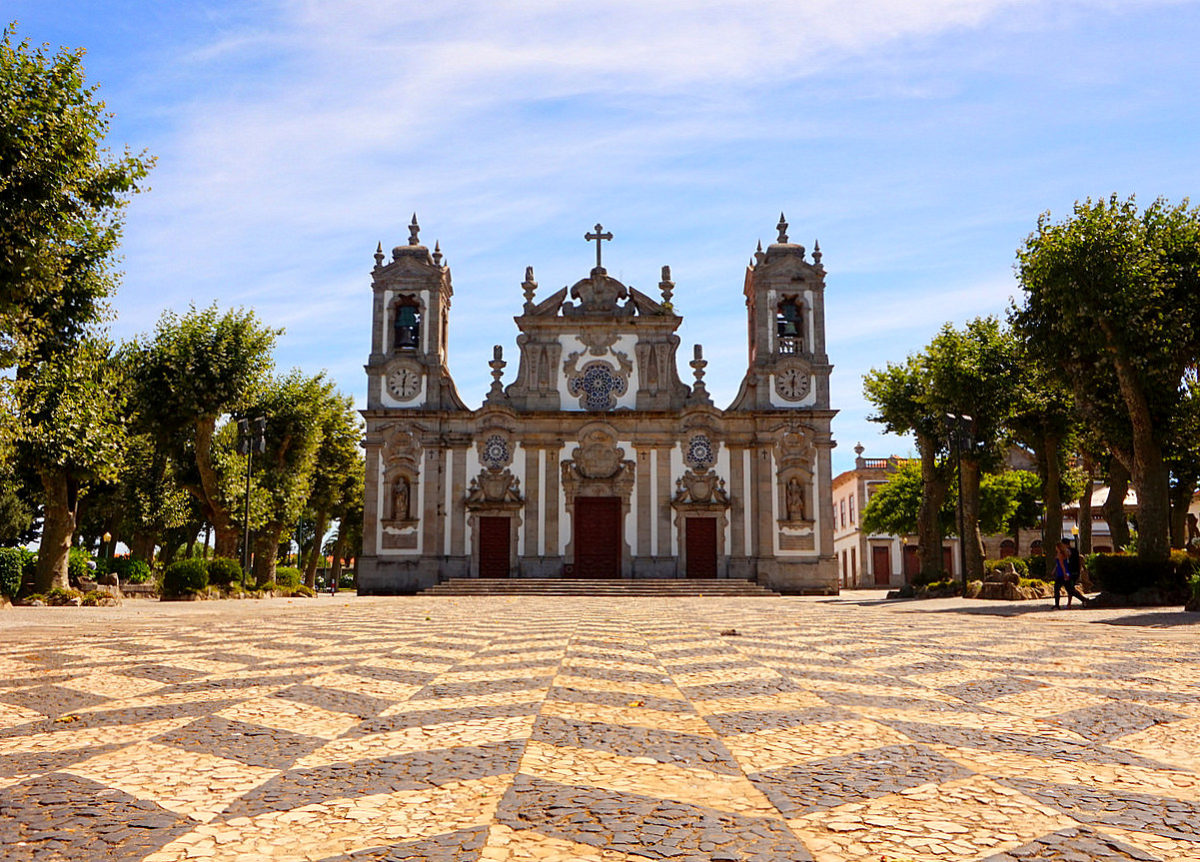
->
<box><xmin>247</xmin><ymin>372</ymin><xmax>336</xmax><ymax>585</ymax></box>
<box><xmin>17</xmin><ymin>337</ymin><xmax>125</xmax><ymax>591</ymax></box>
<box><xmin>861</xmin><ymin>459</ymin><xmax>955</xmax><ymax>539</ymax></box>
<box><xmin>922</xmin><ymin>317</ymin><xmax>1018</xmax><ymax>582</ymax></box>
<box><xmin>1014</xmin><ymin>195</ymin><xmax>1200</xmax><ymax>563</ymax></box>
<box><xmin>863</xmin><ymin>357</ymin><xmax>952</xmax><ymax>581</ymax></box>
<box><xmin>135</xmin><ymin>305</ymin><xmax>279</xmax><ymax>557</ymax></box>
<box><xmin>301</xmin><ymin>396</ymin><xmax>362</xmax><ymax>588</ymax></box>
<box><xmin>0</xmin><ymin>24</ymin><xmax>152</xmax><ymax>365</ymax></box>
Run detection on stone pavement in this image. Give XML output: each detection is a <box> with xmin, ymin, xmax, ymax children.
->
<box><xmin>0</xmin><ymin>594</ymin><xmax>1197</xmax><ymax>862</ymax></box>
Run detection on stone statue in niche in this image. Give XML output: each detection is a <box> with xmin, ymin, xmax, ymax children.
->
<box><xmin>785</xmin><ymin>477</ymin><xmax>806</xmax><ymax>521</ymax></box>
<box><xmin>393</xmin><ymin>478</ymin><xmax>411</xmax><ymax>521</ymax></box>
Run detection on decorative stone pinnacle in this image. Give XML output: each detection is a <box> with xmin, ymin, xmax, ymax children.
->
<box><xmin>373</xmin><ymin>241</ymin><xmax>384</xmax><ymax>268</ymax></box>
<box><xmin>854</xmin><ymin>441</ymin><xmax>864</xmax><ymax>456</ymax></box>
<box><xmin>408</xmin><ymin>213</ymin><xmax>420</xmax><ymax>246</ymax></box>
<box><xmin>813</xmin><ymin>238</ymin><xmax>822</xmax><ymax>265</ymax></box>
<box><xmin>755</xmin><ymin>239</ymin><xmax>766</xmax><ymax>265</ymax></box>
<box><xmin>432</xmin><ymin>241</ymin><xmax>443</xmax><ymax>266</ymax></box>
<box><xmin>689</xmin><ymin>344</ymin><xmax>711</xmax><ymax>404</ymax></box>
<box><xmin>776</xmin><ymin>213</ymin><xmax>789</xmax><ymax>244</ymax></box>
<box><xmin>584</xmin><ymin>223</ymin><xmax>613</xmax><ymax>270</ymax></box>
<box><xmin>486</xmin><ymin>345</ymin><xmax>507</xmax><ymax>403</ymax></box>
<box><xmin>659</xmin><ymin>265</ymin><xmax>674</xmax><ymax>306</ymax></box>
<box><xmin>522</xmin><ymin>266</ymin><xmax>538</xmax><ymax>310</ymax></box>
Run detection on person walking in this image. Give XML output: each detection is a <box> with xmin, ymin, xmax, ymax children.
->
<box><xmin>1054</xmin><ymin>540</ymin><xmax>1087</xmax><ymax>609</ymax></box>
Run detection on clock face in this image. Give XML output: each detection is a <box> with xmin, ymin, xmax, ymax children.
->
<box><xmin>775</xmin><ymin>367</ymin><xmax>810</xmax><ymax>401</ymax></box>
<box><xmin>387</xmin><ymin>367</ymin><xmax>422</xmax><ymax>401</ymax></box>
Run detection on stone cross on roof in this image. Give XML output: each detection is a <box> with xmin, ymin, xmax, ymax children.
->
<box><xmin>585</xmin><ymin>223</ymin><xmax>613</xmax><ymax>270</ymax></box>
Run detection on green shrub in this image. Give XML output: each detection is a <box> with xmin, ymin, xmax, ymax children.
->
<box><xmin>19</xmin><ymin>549</ymin><xmax>37</xmax><ymax>594</ymax></box>
<box><xmin>103</xmin><ymin>557</ymin><xmax>154</xmax><ymax>584</ymax></box>
<box><xmin>68</xmin><ymin>547</ymin><xmax>92</xmax><ymax>583</ymax></box>
<box><xmin>257</xmin><ymin>580</ymin><xmax>279</xmax><ymax>593</ymax></box>
<box><xmin>161</xmin><ymin>558</ymin><xmax>209</xmax><ymax>597</ymax></box>
<box><xmin>1089</xmin><ymin>552</ymin><xmax>1192</xmax><ymax>598</ymax></box>
<box><xmin>80</xmin><ymin>590</ymin><xmax>115</xmax><ymax>606</ymax></box>
<box><xmin>207</xmin><ymin>557</ymin><xmax>244</xmax><ymax>587</ymax></box>
<box><xmin>124</xmin><ymin>559</ymin><xmax>152</xmax><ymax>584</ymax></box>
<box><xmin>1025</xmin><ymin>554</ymin><xmax>1050</xmax><ymax>580</ymax></box>
<box><xmin>985</xmin><ymin>557</ymin><xmax>1028</xmax><ymax>579</ymax></box>
<box><xmin>290</xmin><ymin>584</ymin><xmax>315</xmax><ymax>598</ymax></box>
<box><xmin>910</xmin><ymin>569</ymin><xmax>953</xmax><ymax>588</ymax></box>
<box><xmin>46</xmin><ymin>587</ymin><xmax>83</xmax><ymax>605</ymax></box>
<box><xmin>273</xmin><ymin>566</ymin><xmax>302</xmax><ymax>588</ymax></box>
<box><xmin>0</xmin><ymin>547</ymin><xmax>21</xmax><ymax>598</ymax></box>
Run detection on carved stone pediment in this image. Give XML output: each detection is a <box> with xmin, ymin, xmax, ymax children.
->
<box><xmin>563</xmin><ymin>270</ymin><xmax>633</xmax><ymax>316</ymax></box>
<box><xmin>561</xmin><ymin>424</ymin><xmax>635</xmax><ymax>503</ymax></box>
<box><xmin>672</xmin><ymin>469</ymin><xmax>729</xmax><ymax>508</ymax></box>
<box><xmin>466</xmin><ymin>469</ymin><xmax>522</xmax><ymax>509</ymax></box>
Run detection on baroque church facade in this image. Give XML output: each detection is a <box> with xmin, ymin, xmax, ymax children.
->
<box><xmin>359</xmin><ymin>216</ymin><xmax>838</xmax><ymax>594</ymax></box>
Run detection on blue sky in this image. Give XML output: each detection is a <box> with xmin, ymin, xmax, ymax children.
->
<box><xmin>9</xmin><ymin>0</ymin><xmax>1200</xmax><ymax>475</ymax></box>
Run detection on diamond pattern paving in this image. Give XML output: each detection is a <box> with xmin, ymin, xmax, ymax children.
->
<box><xmin>0</xmin><ymin>595</ymin><xmax>1197</xmax><ymax>861</ymax></box>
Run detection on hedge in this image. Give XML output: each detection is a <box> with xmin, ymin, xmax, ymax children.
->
<box><xmin>207</xmin><ymin>557</ymin><xmax>244</xmax><ymax>587</ymax></box>
<box><xmin>0</xmin><ymin>548</ymin><xmax>21</xmax><ymax>598</ymax></box>
<box><xmin>162</xmin><ymin>558</ymin><xmax>209</xmax><ymax>597</ymax></box>
<box><xmin>1088</xmin><ymin>551</ymin><xmax>1194</xmax><ymax>599</ymax></box>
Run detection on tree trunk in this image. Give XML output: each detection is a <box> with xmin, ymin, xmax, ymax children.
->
<box><xmin>1042</xmin><ymin>434</ymin><xmax>1063</xmax><ymax>579</ymax></box>
<box><xmin>915</xmin><ymin>433</ymin><xmax>948</xmax><ymax>581</ymax></box>
<box><xmin>959</xmin><ymin>456</ymin><xmax>985</xmax><ymax>582</ymax></box>
<box><xmin>1077</xmin><ymin>457</ymin><xmax>1094</xmax><ymax>555</ymax></box>
<box><xmin>304</xmin><ymin>509</ymin><xmax>328</xmax><ymax>589</ymax></box>
<box><xmin>329</xmin><ymin>530</ymin><xmax>345</xmax><ymax>591</ymax></box>
<box><xmin>193</xmin><ymin>416</ymin><xmax>241</xmax><ymax>559</ymax></box>
<box><xmin>36</xmin><ymin>471</ymin><xmax>75</xmax><ymax>593</ymax></box>
<box><xmin>253</xmin><ymin>527</ymin><xmax>283</xmax><ymax>586</ymax></box>
<box><xmin>1168</xmin><ymin>478</ymin><xmax>1195</xmax><ymax>550</ymax></box>
<box><xmin>1100</xmin><ymin>328</ymin><xmax>1171</xmax><ymax>562</ymax></box>
<box><xmin>130</xmin><ymin>532</ymin><xmax>157</xmax><ymax>564</ymax></box>
<box><xmin>1104</xmin><ymin>458</ymin><xmax>1131</xmax><ymax>550</ymax></box>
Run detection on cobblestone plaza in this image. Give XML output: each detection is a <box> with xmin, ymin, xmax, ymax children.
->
<box><xmin>1</xmin><ymin>596</ymin><xmax>1197</xmax><ymax>862</ymax></box>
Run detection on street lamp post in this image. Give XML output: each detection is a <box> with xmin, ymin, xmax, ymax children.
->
<box><xmin>946</xmin><ymin>413</ymin><xmax>974</xmax><ymax>592</ymax></box>
<box><xmin>237</xmin><ymin>417</ymin><xmax>266</xmax><ymax>589</ymax></box>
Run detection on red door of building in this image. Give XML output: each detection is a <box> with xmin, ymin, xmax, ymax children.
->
<box><xmin>685</xmin><ymin>518</ymin><xmax>718</xmax><ymax>579</ymax></box>
<box><xmin>903</xmin><ymin>546</ymin><xmax>919</xmax><ymax>580</ymax></box>
<box><xmin>478</xmin><ymin>516</ymin><xmax>510</xmax><ymax>578</ymax></box>
<box><xmin>872</xmin><ymin>546</ymin><xmax>891</xmax><ymax>586</ymax></box>
<box><xmin>573</xmin><ymin>497</ymin><xmax>621</xmax><ymax>578</ymax></box>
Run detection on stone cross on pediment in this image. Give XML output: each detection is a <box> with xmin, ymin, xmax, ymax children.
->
<box><xmin>585</xmin><ymin>223</ymin><xmax>613</xmax><ymax>271</ymax></box>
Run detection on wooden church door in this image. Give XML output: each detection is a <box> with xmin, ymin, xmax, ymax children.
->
<box><xmin>685</xmin><ymin>518</ymin><xmax>717</xmax><ymax>579</ymax></box>
<box><xmin>478</xmin><ymin>517</ymin><xmax>511</xmax><ymax>578</ymax></box>
<box><xmin>573</xmin><ymin>497</ymin><xmax>621</xmax><ymax>578</ymax></box>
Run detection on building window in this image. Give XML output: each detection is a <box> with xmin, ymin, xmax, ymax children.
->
<box><xmin>775</xmin><ymin>299</ymin><xmax>803</xmax><ymax>354</ymax></box>
<box><xmin>849</xmin><ymin>494</ymin><xmax>856</xmax><ymax>525</ymax></box>
<box><xmin>393</xmin><ymin>300</ymin><xmax>421</xmax><ymax>352</ymax></box>
<box><xmin>840</xmin><ymin>499</ymin><xmax>847</xmax><ymax>529</ymax></box>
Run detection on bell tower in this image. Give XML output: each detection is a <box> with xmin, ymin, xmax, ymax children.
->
<box><xmin>729</xmin><ymin>213</ymin><xmax>832</xmax><ymax>412</ymax></box>
<box><xmin>365</xmin><ymin>215</ymin><xmax>466</xmax><ymax>411</ymax></box>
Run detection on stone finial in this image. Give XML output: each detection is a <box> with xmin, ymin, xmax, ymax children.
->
<box><xmin>813</xmin><ymin>238</ymin><xmax>822</xmax><ymax>266</ymax></box>
<box><xmin>689</xmin><ymin>344</ymin><xmax>712</xmax><ymax>405</ymax></box>
<box><xmin>854</xmin><ymin>442</ymin><xmax>864</xmax><ymax>456</ymax></box>
<box><xmin>432</xmin><ymin>241</ymin><xmax>443</xmax><ymax>266</ymax></box>
<box><xmin>486</xmin><ymin>345</ymin><xmax>507</xmax><ymax>403</ymax></box>
<box><xmin>373</xmin><ymin>241</ymin><xmax>384</xmax><ymax>269</ymax></box>
<box><xmin>408</xmin><ymin>213</ymin><xmax>420</xmax><ymax>246</ymax></box>
<box><xmin>776</xmin><ymin>212</ymin><xmax>789</xmax><ymax>244</ymax></box>
<box><xmin>659</xmin><ymin>265</ymin><xmax>674</xmax><ymax>306</ymax></box>
<box><xmin>522</xmin><ymin>266</ymin><xmax>538</xmax><ymax>311</ymax></box>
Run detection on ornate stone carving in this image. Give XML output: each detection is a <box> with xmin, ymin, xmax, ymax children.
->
<box><xmin>785</xmin><ymin>476</ymin><xmax>805</xmax><ymax>521</ymax></box>
<box><xmin>563</xmin><ymin>349</ymin><xmax>633</xmax><ymax>411</ymax></box>
<box><xmin>561</xmin><ymin>425</ymin><xmax>635</xmax><ymax>502</ymax></box>
<box><xmin>466</xmin><ymin>469</ymin><xmax>522</xmax><ymax>508</ymax></box>
<box><xmin>673</xmin><ymin>470</ymin><xmax>729</xmax><ymax>506</ymax></box>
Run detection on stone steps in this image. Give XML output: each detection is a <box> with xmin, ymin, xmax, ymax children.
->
<box><xmin>421</xmin><ymin>578</ymin><xmax>779</xmax><ymax>597</ymax></box>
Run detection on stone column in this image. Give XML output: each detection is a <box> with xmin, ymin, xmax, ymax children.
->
<box><xmin>544</xmin><ymin>445</ymin><xmax>561</xmax><ymax>567</ymax></box>
<box><xmin>636</xmin><ymin>448</ymin><xmax>652</xmax><ymax>566</ymax></box>
<box><xmin>656</xmin><ymin>447</ymin><xmax>673</xmax><ymax>570</ymax></box>
<box><xmin>729</xmin><ymin>445</ymin><xmax>745</xmax><ymax>558</ymax></box>
<box><xmin>524</xmin><ymin>446</ymin><xmax>541</xmax><ymax>571</ymax></box>
<box><xmin>363</xmin><ymin>440</ymin><xmax>382</xmax><ymax>557</ymax></box>
<box><xmin>449</xmin><ymin>443</ymin><xmax>468</xmax><ymax>574</ymax></box>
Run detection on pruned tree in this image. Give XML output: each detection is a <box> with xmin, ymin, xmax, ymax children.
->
<box><xmin>1014</xmin><ymin>195</ymin><xmax>1200</xmax><ymax>563</ymax></box>
<box><xmin>301</xmin><ymin>396</ymin><xmax>362</xmax><ymax>588</ymax></box>
<box><xmin>863</xmin><ymin>356</ymin><xmax>953</xmax><ymax>581</ymax></box>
